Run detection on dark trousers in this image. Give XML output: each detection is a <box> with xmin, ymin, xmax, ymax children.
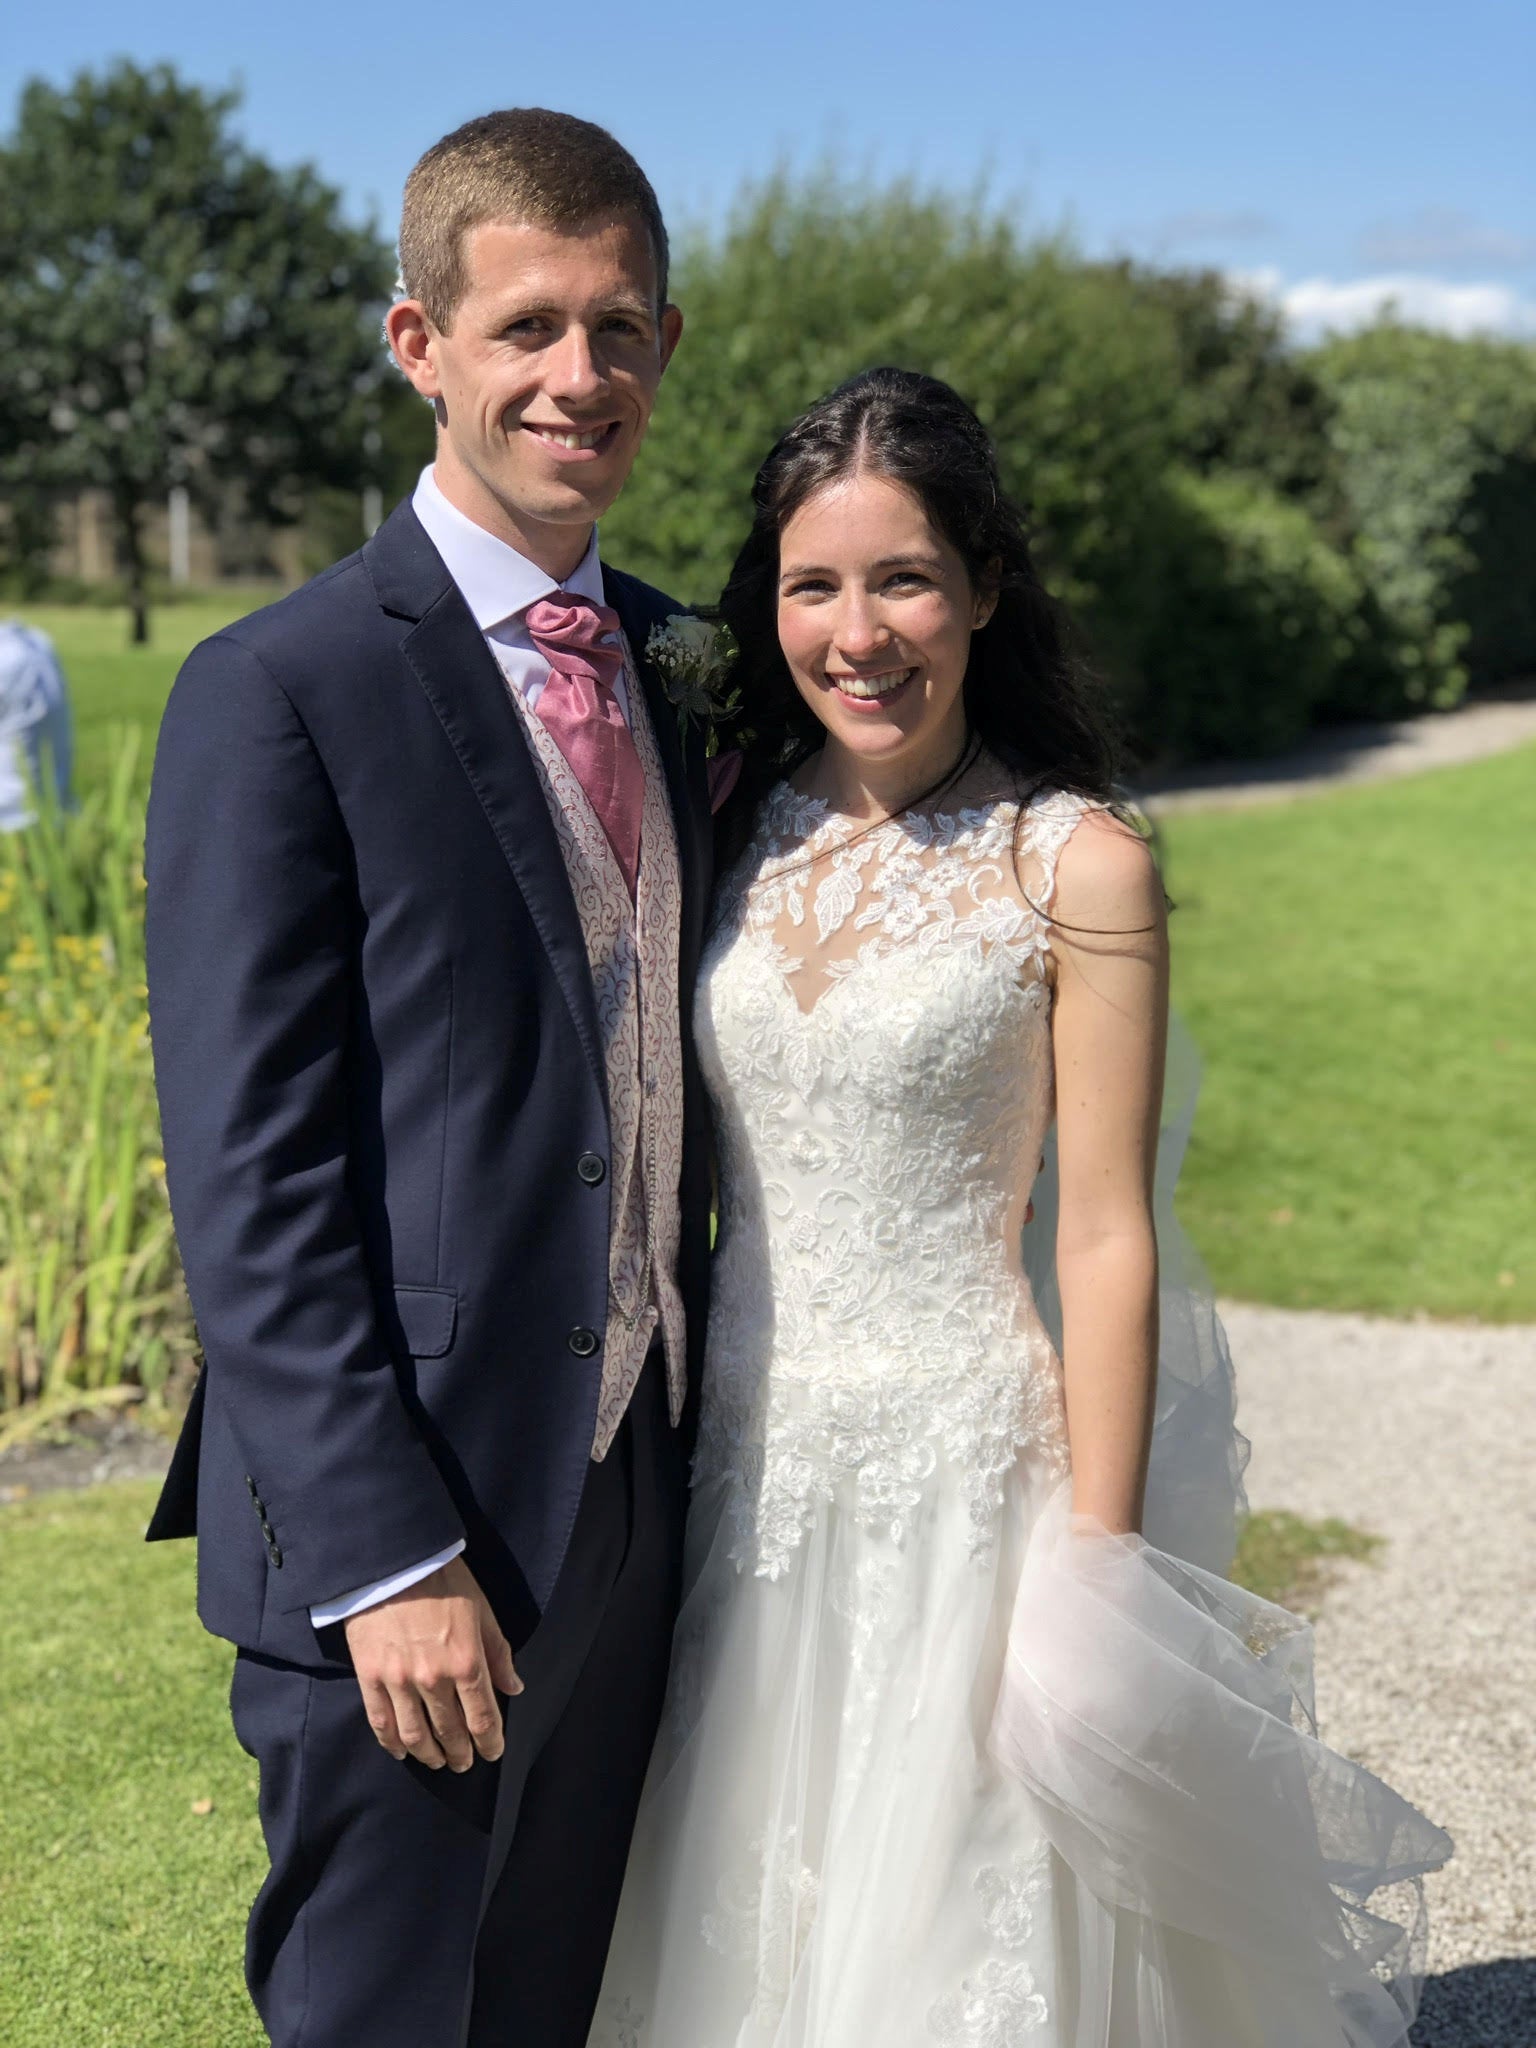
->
<box><xmin>229</xmin><ymin>1356</ymin><xmax>687</xmax><ymax>2048</ymax></box>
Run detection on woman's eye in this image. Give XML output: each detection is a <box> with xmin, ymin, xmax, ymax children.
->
<box><xmin>885</xmin><ymin>572</ymin><xmax>929</xmax><ymax>591</ymax></box>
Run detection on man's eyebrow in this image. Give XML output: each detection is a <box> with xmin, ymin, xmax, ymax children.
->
<box><xmin>488</xmin><ymin>290</ymin><xmax>655</xmax><ymax>323</ymax></box>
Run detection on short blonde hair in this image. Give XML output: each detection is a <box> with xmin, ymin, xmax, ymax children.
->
<box><xmin>399</xmin><ymin>108</ymin><xmax>670</xmax><ymax>330</ymax></box>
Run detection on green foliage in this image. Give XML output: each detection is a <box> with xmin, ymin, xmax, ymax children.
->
<box><xmin>0</xmin><ymin>1482</ymin><xmax>264</xmax><ymax>2047</ymax></box>
<box><xmin>0</xmin><ymin>61</ymin><xmax>395</xmax><ymax>641</ymax></box>
<box><xmin>1309</xmin><ymin>323</ymin><xmax>1536</xmax><ymax>712</ymax></box>
<box><xmin>1131</xmin><ymin>469</ymin><xmax>1372</xmax><ymax>758</ymax></box>
<box><xmin>1165</xmin><ymin>742</ymin><xmax>1536</xmax><ymax>1322</ymax></box>
<box><xmin>1107</xmin><ymin>264</ymin><xmax>1338</xmax><ymax>510</ymax></box>
<box><xmin>0</xmin><ymin>733</ymin><xmax>196</xmax><ymax>1441</ymax></box>
<box><xmin>605</xmin><ymin>176</ymin><xmax>1187</xmax><ymax>667</ymax></box>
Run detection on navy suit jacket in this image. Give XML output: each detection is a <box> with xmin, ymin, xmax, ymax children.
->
<box><xmin>144</xmin><ymin>501</ymin><xmax>715</xmax><ymax>1668</ymax></box>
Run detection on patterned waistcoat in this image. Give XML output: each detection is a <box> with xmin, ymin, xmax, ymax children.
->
<box><xmin>502</xmin><ymin>650</ymin><xmax>688</xmax><ymax>1459</ymax></box>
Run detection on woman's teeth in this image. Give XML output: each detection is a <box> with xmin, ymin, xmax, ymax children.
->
<box><xmin>833</xmin><ymin>669</ymin><xmax>913</xmax><ymax>700</ymax></box>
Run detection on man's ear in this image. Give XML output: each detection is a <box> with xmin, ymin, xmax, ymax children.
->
<box><xmin>658</xmin><ymin>303</ymin><xmax>685</xmax><ymax>378</ymax></box>
<box><xmin>386</xmin><ymin>299</ymin><xmax>442</xmax><ymax>399</ymax></box>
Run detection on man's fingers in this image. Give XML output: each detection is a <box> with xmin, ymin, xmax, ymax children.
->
<box><xmin>422</xmin><ymin>1674</ymin><xmax>476</xmax><ymax>1774</ymax></box>
<box><xmin>358</xmin><ymin>1676</ymin><xmax>407</xmax><ymax>1761</ymax></box>
<box><xmin>389</xmin><ymin>1681</ymin><xmax>448</xmax><ymax>1771</ymax></box>
<box><xmin>458</xmin><ymin>1663</ymin><xmax>507</xmax><ymax>1764</ymax></box>
<box><xmin>482</xmin><ymin>1619</ymin><xmax>522</xmax><ymax>1701</ymax></box>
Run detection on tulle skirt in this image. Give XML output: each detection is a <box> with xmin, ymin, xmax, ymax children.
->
<box><xmin>587</xmin><ymin>1027</ymin><xmax>1450</xmax><ymax>2045</ymax></box>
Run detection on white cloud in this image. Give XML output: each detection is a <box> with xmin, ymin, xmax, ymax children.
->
<box><xmin>1229</xmin><ymin>267</ymin><xmax>1536</xmax><ymax>341</ymax></box>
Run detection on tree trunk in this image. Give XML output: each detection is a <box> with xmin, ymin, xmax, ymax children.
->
<box><xmin>112</xmin><ymin>483</ymin><xmax>150</xmax><ymax>646</ymax></box>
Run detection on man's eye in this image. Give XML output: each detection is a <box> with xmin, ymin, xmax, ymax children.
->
<box><xmin>604</xmin><ymin>317</ymin><xmax>645</xmax><ymax>337</ymax></box>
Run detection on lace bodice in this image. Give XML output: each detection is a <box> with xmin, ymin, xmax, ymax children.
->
<box><xmin>695</xmin><ymin>758</ymin><xmax>1099</xmax><ymax>1577</ymax></box>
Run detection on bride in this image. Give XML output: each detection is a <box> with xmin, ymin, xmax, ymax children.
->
<box><xmin>589</xmin><ymin>368</ymin><xmax>1449</xmax><ymax>2047</ymax></box>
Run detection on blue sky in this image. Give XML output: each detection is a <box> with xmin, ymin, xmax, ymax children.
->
<box><xmin>5</xmin><ymin>0</ymin><xmax>1533</xmax><ymax>337</ymax></box>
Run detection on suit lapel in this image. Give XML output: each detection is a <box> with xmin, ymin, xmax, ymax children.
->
<box><xmin>367</xmin><ymin>503</ymin><xmax>606</xmax><ymax>1098</ymax></box>
<box><xmin>603</xmin><ymin>568</ymin><xmax>709</xmax><ymax>968</ymax></box>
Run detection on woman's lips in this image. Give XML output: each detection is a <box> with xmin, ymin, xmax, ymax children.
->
<box><xmin>827</xmin><ymin>667</ymin><xmax>917</xmax><ymax>711</ymax></box>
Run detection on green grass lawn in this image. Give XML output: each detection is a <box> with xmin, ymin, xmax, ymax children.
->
<box><xmin>9</xmin><ymin>596</ymin><xmax>1534</xmax><ymax>1322</ymax></box>
<box><xmin>0</xmin><ymin>1483</ymin><xmax>265</xmax><ymax>2048</ymax></box>
<box><xmin>13</xmin><ymin>597</ymin><xmax>274</xmax><ymax>785</ymax></box>
<box><xmin>1161</xmin><ymin>743</ymin><xmax>1536</xmax><ymax>1323</ymax></box>
<box><xmin>0</xmin><ymin>1480</ymin><xmax>1371</xmax><ymax>2045</ymax></box>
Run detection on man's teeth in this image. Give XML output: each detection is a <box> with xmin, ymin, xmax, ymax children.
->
<box><xmin>834</xmin><ymin>670</ymin><xmax>912</xmax><ymax>699</ymax></box>
<box><xmin>536</xmin><ymin>428</ymin><xmax>606</xmax><ymax>450</ymax></box>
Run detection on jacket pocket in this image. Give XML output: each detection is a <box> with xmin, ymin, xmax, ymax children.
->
<box><xmin>392</xmin><ymin>1284</ymin><xmax>458</xmax><ymax>1359</ymax></box>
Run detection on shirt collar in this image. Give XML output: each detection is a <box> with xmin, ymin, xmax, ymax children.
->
<box><xmin>411</xmin><ymin>464</ymin><xmax>604</xmax><ymax>631</ymax></box>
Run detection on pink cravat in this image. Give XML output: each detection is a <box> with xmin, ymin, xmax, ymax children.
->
<box><xmin>525</xmin><ymin>592</ymin><xmax>645</xmax><ymax>898</ymax></box>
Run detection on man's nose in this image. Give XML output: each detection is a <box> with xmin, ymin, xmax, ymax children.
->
<box><xmin>545</xmin><ymin>325</ymin><xmax>604</xmax><ymax>402</ymax></box>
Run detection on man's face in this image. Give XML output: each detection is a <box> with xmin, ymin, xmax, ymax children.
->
<box><xmin>392</xmin><ymin>213</ymin><xmax>682</xmax><ymax>567</ymax></box>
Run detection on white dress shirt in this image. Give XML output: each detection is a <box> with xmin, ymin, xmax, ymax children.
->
<box><xmin>0</xmin><ymin>620</ymin><xmax>73</xmax><ymax>831</ymax></box>
<box><xmin>309</xmin><ymin>467</ymin><xmax>623</xmax><ymax>1632</ymax></box>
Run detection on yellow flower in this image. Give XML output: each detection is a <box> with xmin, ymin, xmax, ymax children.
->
<box><xmin>149</xmin><ymin>1157</ymin><xmax>167</xmax><ymax>1177</ymax></box>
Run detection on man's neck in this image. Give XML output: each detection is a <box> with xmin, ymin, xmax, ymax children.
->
<box><xmin>430</xmin><ymin>448</ymin><xmax>594</xmax><ymax>586</ymax></box>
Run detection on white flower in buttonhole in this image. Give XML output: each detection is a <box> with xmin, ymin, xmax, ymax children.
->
<box><xmin>646</xmin><ymin>614</ymin><xmax>741</xmax><ymax>755</ymax></box>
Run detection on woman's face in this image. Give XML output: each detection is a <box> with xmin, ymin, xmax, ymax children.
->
<box><xmin>776</xmin><ymin>472</ymin><xmax>992</xmax><ymax>788</ymax></box>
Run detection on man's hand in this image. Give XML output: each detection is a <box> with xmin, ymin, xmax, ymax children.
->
<box><xmin>344</xmin><ymin>1557</ymin><xmax>521</xmax><ymax>1772</ymax></box>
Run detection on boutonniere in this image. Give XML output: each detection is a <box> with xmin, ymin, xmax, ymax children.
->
<box><xmin>646</xmin><ymin>615</ymin><xmax>741</xmax><ymax>759</ymax></box>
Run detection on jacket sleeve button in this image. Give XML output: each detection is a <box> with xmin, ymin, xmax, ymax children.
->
<box><xmin>577</xmin><ymin>1153</ymin><xmax>606</xmax><ymax>1186</ymax></box>
<box><xmin>267</xmin><ymin>1543</ymin><xmax>284</xmax><ymax>1568</ymax></box>
<box><xmin>260</xmin><ymin>1520</ymin><xmax>276</xmax><ymax>1542</ymax></box>
<box><xmin>245</xmin><ymin>1475</ymin><xmax>259</xmax><ymax>1497</ymax></box>
<box><xmin>567</xmin><ymin>1326</ymin><xmax>599</xmax><ymax>1358</ymax></box>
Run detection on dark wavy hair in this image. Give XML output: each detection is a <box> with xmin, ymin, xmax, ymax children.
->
<box><xmin>714</xmin><ymin>366</ymin><xmax>1124</xmax><ymax>862</ymax></box>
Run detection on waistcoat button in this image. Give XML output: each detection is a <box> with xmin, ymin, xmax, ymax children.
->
<box><xmin>577</xmin><ymin>1152</ymin><xmax>606</xmax><ymax>1186</ymax></box>
<box><xmin>567</xmin><ymin>1326</ymin><xmax>599</xmax><ymax>1359</ymax></box>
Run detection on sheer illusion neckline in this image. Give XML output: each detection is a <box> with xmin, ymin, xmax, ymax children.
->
<box><xmin>716</xmin><ymin>761</ymin><xmax>1072</xmax><ymax>1021</ymax></box>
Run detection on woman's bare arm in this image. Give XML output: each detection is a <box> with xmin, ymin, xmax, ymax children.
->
<box><xmin>1048</xmin><ymin>812</ymin><xmax>1170</xmax><ymax>1534</ymax></box>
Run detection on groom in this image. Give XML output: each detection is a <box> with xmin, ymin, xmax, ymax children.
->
<box><xmin>145</xmin><ymin>110</ymin><xmax>715</xmax><ymax>2047</ymax></box>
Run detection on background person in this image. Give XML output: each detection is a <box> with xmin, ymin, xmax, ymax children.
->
<box><xmin>0</xmin><ymin>618</ymin><xmax>73</xmax><ymax>829</ymax></box>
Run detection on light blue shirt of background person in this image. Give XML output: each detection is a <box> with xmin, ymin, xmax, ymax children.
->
<box><xmin>0</xmin><ymin>620</ymin><xmax>74</xmax><ymax>831</ymax></box>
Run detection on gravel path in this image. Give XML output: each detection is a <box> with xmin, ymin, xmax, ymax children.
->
<box><xmin>1136</xmin><ymin>690</ymin><xmax>1536</xmax><ymax>813</ymax></box>
<box><xmin>1227</xmin><ymin>1301</ymin><xmax>1536</xmax><ymax>2046</ymax></box>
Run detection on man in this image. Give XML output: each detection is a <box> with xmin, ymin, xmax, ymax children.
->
<box><xmin>0</xmin><ymin>617</ymin><xmax>72</xmax><ymax>829</ymax></box>
<box><xmin>145</xmin><ymin>109</ymin><xmax>714</xmax><ymax>2047</ymax></box>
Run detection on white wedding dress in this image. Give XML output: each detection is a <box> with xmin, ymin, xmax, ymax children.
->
<box><xmin>588</xmin><ymin>761</ymin><xmax>1449</xmax><ymax>2048</ymax></box>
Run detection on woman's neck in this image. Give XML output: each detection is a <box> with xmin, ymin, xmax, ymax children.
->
<box><xmin>804</xmin><ymin>726</ymin><xmax>976</xmax><ymax>823</ymax></box>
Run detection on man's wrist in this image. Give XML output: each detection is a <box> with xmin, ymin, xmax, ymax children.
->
<box><xmin>310</xmin><ymin>1540</ymin><xmax>467</xmax><ymax>1629</ymax></box>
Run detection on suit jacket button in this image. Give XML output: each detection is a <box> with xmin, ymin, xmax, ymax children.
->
<box><xmin>567</xmin><ymin>1326</ymin><xmax>598</xmax><ymax>1358</ymax></box>
<box><xmin>267</xmin><ymin>1542</ymin><xmax>284</xmax><ymax>1568</ymax></box>
<box><xmin>577</xmin><ymin>1152</ymin><xmax>606</xmax><ymax>1186</ymax></box>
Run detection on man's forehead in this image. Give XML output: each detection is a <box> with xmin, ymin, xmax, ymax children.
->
<box><xmin>462</xmin><ymin>214</ymin><xmax>658</xmax><ymax>305</ymax></box>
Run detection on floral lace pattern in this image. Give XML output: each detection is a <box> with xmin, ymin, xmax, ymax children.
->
<box><xmin>506</xmin><ymin>652</ymin><xmax>689</xmax><ymax>1452</ymax></box>
<box><xmin>694</xmin><ymin>766</ymin><xmax>1095</xmax><ymax>1577</ymax></box>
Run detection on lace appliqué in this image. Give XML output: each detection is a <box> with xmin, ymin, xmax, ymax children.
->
<box><xmin>695</xmin><ymin>770</ymin><xmax>1096</xmax><ymax>1578</ymax></box>
<box><xmin>701</xmin><ymin>1825</ymin><xmax>821</xmax><ymax>2024</ymax></box>
<box><xmin>928</xmin><ymin>1846</ymin><xmax>1053</xmax><ymax>2042</ymax></box>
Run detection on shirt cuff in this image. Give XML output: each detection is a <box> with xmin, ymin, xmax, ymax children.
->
<box><xmin>309</xmin><ymin>1540</ymin><xmax>466</xmax><ymax>1629</ymax></box>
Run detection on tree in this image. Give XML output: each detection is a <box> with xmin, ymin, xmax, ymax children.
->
<box><xmin>0</xmin><ymin>62</ymin><xmax>394</xmax><ymax>641</ymax></box>
<box><xmin>1310</xmin><ymin>323</ymin><xmax>1536</xmax><ymax>711</ymax></box>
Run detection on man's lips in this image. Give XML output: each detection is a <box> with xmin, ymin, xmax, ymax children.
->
<box><xmin>522</xmin><ymin>421</ymin><xmax>621</xmax><ymax>462</ymax></box>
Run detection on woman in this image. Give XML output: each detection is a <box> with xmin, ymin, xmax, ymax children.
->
<box><xmin>590</xmin><ymin>369</ymin><xmax>1448</xmax><ymax>2046</ymax></box>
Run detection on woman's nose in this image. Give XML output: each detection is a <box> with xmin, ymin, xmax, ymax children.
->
<box><xmin>833</xmin><ymin>599</ymin><xmax>890</xmax><ymax>661</ymax></box>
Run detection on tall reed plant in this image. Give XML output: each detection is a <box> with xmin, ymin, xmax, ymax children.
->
<box><xmin>0</xmin><ymin>729</ymin><xmax>195</xmax><ymax>1444</ymax></box>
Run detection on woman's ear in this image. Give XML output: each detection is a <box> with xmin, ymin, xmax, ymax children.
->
<box><xmin>973</xmin><ymin>558</ymin><xmax>1003</xmax><ymax>630</ymax></box>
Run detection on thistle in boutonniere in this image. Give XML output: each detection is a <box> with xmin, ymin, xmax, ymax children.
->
<box><xmin>646</xmin><ymin>615</ymin><xmax>741</xmax><ymax>758</ymax></box>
